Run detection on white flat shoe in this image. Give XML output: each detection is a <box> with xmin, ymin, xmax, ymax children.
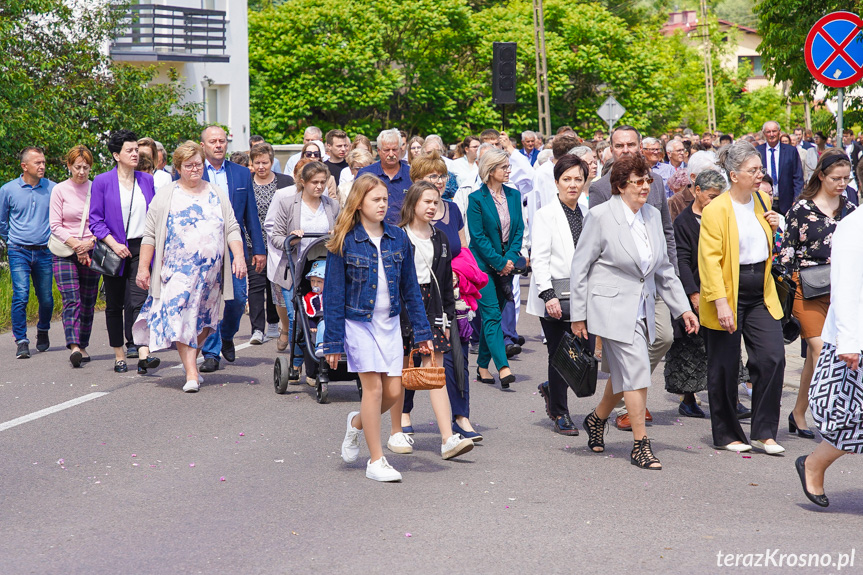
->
<box><xmin>717</xmin><ymin>443</ymin><xmax>752</xmax><ymax>452</ymax></box>
<box><xmin>751</xmin><ymin>440</ymin><xmax>785</xmax><ymax>455</ymax></box>
<box><xmin>183</xmin><ymin>380</ymin><xmax>200</xmax><ymax>393</ymax></box>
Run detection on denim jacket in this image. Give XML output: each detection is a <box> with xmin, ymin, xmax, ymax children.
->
<box><xmin>323</xmin><ymin>222</ymin><xmax>432</xmax><ymax>355</ymax></box>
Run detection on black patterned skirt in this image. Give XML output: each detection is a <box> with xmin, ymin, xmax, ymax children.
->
<box><xmin>664</xmin><ymin>332</ymin><xmax>708</xmax><ymax>394</ymax></box>
<box><xmin>810</xmin><ymin>342</ymin><xmax>863</xmax><ymax>454</ymax></box>
<box><xmin>403</xmin><ymin>283</ymin><xmax>451</xmax><ymax>356</ymax></box>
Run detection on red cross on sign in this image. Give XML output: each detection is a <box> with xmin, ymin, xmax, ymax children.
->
<box><xmin>804</xmin><ymin>11</ymin><xmax>863</xmax><ymax>88</ymax></box>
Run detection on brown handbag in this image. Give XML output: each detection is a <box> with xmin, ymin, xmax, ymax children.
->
<box><xmin>402</xmin><ymin>348</ymin><xmax>446</xmax><ymax>390</ymax></box>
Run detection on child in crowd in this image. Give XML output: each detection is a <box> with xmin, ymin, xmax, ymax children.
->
<box><xmin>303</xmin><ymin>260</ymin><xmax>326</xmax><ymax>358</ymax></box>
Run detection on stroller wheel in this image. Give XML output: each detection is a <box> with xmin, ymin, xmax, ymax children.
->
<box><xmin>315</xmin><ymin>376</ymin><xmax>328</xmax><ymax>404</ymax></box>
<box><xmin>274</xmin><ymin>357</ymin><xmax>290</xmax><ymax>394</ymax></box>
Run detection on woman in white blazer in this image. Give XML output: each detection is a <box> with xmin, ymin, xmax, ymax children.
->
<box><xmin>571</xmin><ymin>155</ymin><xmax>699</xmax><ymax>470</ymax></box>
<box><xmin>527</xmin><ymin>155</ymin><xmax>590</xmax><ymax>436</ymax></box>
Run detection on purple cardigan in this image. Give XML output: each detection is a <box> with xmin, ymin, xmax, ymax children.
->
<box><xmin>89</xmin><ymin>168</ymin><xmax>155</xmax><ymax>273</ymax></box>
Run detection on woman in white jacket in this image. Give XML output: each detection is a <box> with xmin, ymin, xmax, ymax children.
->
<box><xmin>527</xmin><ymin>155</ymin><xmax>590</xmax><ymax>436</ymax></box>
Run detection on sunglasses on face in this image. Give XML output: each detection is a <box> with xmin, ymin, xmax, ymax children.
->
<box><xmin>304</xmin><ymin>151</ymin><xmax>321</xmax><ymax>158</ymax></box>
<box><xmin>627</xmin><ymin>177</ymin><xmax>655</xmax><ymax>186</ymax></box>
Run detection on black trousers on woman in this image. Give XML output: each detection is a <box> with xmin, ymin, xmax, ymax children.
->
<box><xmin>102</xmin><ymin>238</ymin><xmax>149</xmax><ymax>349</ymax></box>
<box><xmin>539</xmin><ymin>317</ymin><xmax>574</xmax><ymax>418</ymax></box>
<box><xmin>702</xmin><ymin>262</ymin><xmax>785</xmax><ymax>446</ymax></box>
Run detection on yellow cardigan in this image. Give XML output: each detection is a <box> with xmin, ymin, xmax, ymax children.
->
<box><xmin>697</xmin><ymin>190</ymin><xmax>783</xmax><ymax>331</ymax></box>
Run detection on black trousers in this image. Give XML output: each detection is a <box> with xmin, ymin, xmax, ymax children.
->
<box><xmin>102</xmin><ymin>238</ymin><xmax>148</xmax><ymax>349</ymax></box>
<box><xmin>247</xmin><ymin>257</ymin><xmax>279</xmax><ymax>333</ymax></box>
<box><xmin>539</xmin><ymin>317</ymin><xmax>573</xmax><ymax>417</ymax></box>
<box><xmin>703</xmin><ymin>263</ymin><xmax>785</xmax><ymax>446</ymax></box>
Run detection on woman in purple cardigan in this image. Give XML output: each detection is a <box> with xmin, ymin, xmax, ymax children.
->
<box><xmin>89</xmin><ymin>130</ymin><xmax>159</xmax><ymax>374</ymax></box>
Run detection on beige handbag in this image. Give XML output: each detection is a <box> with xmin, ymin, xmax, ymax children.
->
<box><xmin>401</xmin><ymin>349</ymin><xmax>446</xmax><ymax>390</ymax></box>
<box><xmin>49</xmin><ymin>184</ymin><xmax>91</xmax><ymax>258</ymax></box>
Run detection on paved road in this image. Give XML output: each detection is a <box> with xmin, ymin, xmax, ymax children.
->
<box><xmin>1</xmin><ymin>296</ymin><xmax>861</xmax><ymax>574</ymax></box>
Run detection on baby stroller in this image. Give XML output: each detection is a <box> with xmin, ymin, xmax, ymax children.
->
<box><xmin>273</xmin><ymin>232</ymin><xmax>361</xmax><ymax>403</ymax></box>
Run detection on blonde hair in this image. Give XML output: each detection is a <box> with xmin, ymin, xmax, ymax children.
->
<box><xmin>172</xmin><ymin>141</ymin><xmax>205</xmax><ymax>172</ymax></box>
<box><xmin>347</xmin><ymin>148</ymin><xmax>374</xmax><ymax>169</ymax></box>
<box><xmin>410</xmin><ymin>151</ymin><xmax>447</xmax><ymax>181</ymax></box>
<box><xmin>478</xmin><ymin>147</ymin><xmax>509</xmax><ymax>184</ymax></box>
<box><xmin>326</xmin><ymin>173</ymin><xmax>387</xmax><ymax>256</ymax></box>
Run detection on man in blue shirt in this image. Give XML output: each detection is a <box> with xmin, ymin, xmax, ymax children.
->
<box><xmin>0</xmin><ymin>147</ymin><xmax>56</xmax><ymax>358</ymax></box>
<box><xmin>196</xmin><ymin>126</ymin><xmax>267</xmax><ymax>373</ymax></box>
<box><xmin>519</xmin><ymin>130</ymin><xmax>540</xmax><ymax>166</ymax></box>
<box><xmin>357</xmin><ymin>129</ymin><xmax>412</xmax><ymax>225</ymax></box>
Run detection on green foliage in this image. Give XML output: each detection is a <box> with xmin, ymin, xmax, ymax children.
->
<box><xmin>0</xmin><ymin>0</ymin><xmax>204</xmax><ymax>183</ymax></box>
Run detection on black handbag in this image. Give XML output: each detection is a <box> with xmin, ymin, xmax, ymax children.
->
<box><xmin>543</xmin><ymin>278</ymin><xmax>571</xmax><ymax>321</ymax></box>
<box><xmin>798</xmin><ymin>265</ymin><xmax>830</xmax><ymax>299</ymax></box>
<box><xmin>551</xmin><ymin>332</ymin><xmax>598</xmax><ymax>398</ymax></box>
<box><xmin>90</xmin><ymin>183</ymin><xmax>135</xmax><ymax>277</ymax></box>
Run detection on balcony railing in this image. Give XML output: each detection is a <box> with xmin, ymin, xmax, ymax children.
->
<box><xmin>110</xmin><ymin>4</ymin><xmax>229</xmax><ymax>63</ymax></box>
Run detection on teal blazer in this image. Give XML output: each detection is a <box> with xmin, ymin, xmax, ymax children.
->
<box><xmin>467</xmin><ymin>183</ymin><xmax>524</xmax><ymax>274</ymax></box>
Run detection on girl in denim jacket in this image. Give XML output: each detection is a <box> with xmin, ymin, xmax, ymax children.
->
<box><xmin>323</xmin><ymin>174</ymin><xmax>432</xmax><ymax>482</ymax></box>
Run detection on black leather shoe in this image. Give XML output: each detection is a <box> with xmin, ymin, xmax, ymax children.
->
<box><xmin>679</xmin><ymin>401</ymin><xmax>706</xmax><ymax>418</ymax></box>
<box><xmin>537</xmin><ymin>382</ymin><xmax>554</xmax><ymax>421</ymax></box>
<box><xmin>126</xmin><ymin>344</ymin><xmax>139</xmax><ymax>359</ymax></box>
<box><xmin>137</xmin><ymin>357</ymin><xmax>161</xmax><ymax>374</ymax></box>
<box><xmin>70</xmin><ymin>351</ymin><xmax>83</xmax><ymax>368</ymax></box>
<box><xmin>221</xmin><ymin>339</ymin><xmax>236</xmax><ymax>362</ymax></box>
<box><xmin>736</xmin><ymin>402</ymin><xmax>752</xmax><ymax>419</ymax></box>
<box><xmin>500</xmin><ymin>373</ymin><xmax>515</xmax><ymax>389</ymax></box>
<box><xmin>795</xmin><ymin>455</ymin><xmax>828</xmax><ymax>507</ymax></box>
<box><xmin>554</xmin><ymin>414</ymin><xmax>579</xmax><ymax>436</ymax></box>
<box><xmin>516</xmin><ymin>336</ymin><xmax>526</xmax><ymax>346</ymax></box>
<box><xmin>114</xmin><ymin>360</ymin><xmax>128</xmax><ymax>373</ymax></box>
<box><xmin>199</xmin><ymin>357</ymin><xmax>220</xmax><ymax>373</ymax></box>
<box><xmin>476</xmin><ymin>368</ymin><xmax>494</xmax><ymax>385</ymax></box>
<box><xmin>36</xmin><ymin>330</ymin><xmax>50</xmax><ymax>352</ymax></box>
<box><xmin>288</xmin><ymin>366</ymin><xmax>301</xmax><ymax>383</ymax></box>
<box><xmin>789</xmin><ymin>413</ymin><xmax>816</xmax><ymax>439</ymax></box>
<box><xmin>505</xmin><ymin>344</ymin><xmax>522</xmax><ymax>358</ymax></box>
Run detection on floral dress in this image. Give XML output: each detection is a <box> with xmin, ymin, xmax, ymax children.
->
<box><xmin>133</xmin><ymin>186</ymin><xmax>225</xmax><ymax>351</ymax></box>
<box><xmin>779</xmin><ymin>196</ymin><xmax>854</xmax><ymax>270</ymax></box>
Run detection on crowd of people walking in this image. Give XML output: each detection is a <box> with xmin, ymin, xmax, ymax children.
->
<box><xmin>1</xmin><ymin>121</ymin><xmax>862</xmax><ymax>498</ymax></box>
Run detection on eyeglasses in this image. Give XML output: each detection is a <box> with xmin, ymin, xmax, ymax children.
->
<box><xmin>627</xmin><ymin>177</ymin><xmax>654</xmax><ymax>186</ymax></box>
<box><xmin>182</xmin><ymin>163</ymin><xmax>204</xmax><ymax>171</ymax></box>
<box><xmin>740</xmin><ymin>167</ymin><xmax>766</xmax><ymax>176</ymax></box>
<box><xmin>424</xmin><ymin>174</ymin><xmax>447</xmax><ymax>182</ymax></box>
<box><xmin>496</xmin><ymin>165</ymin><xmax>512</xmax><ymax>172</ymax></box>
<box><xmin>828</xmin><ymin>176</ymin><xmax>852</xmax><ymax>184</ymax></box>
<box><xmin>303</xmin><ymin>151</ymin><xmax>321</xmax><ymax>158</ymax></box>
<box><xmin>643</xmin><ymin>148</ymin><xmax>662</xmax><ymax>154</ymax></box>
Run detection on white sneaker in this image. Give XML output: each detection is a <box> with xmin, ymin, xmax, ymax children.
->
<box><xmin>315</xmin><ymin>343</ymin><xmax>325</xmax><ymax>358</ymax></box>
<box><xmin>341</xmin><ymin>411</ymin><xmax>362</xmax><ymax>463</ymax></box>
<box><xmin>387</xmin><ymin>432</ymin><xmax>414</xmax><ymax>454</ymax></box>
<box><xmin>266</xmin><ymin>323</ymin><xmax>280</xmax><ymax>339</ymax></box>
<box><xmin>441</xmin><ymin>434</ymin><xmax>474</xmax><ymax>460</ymax></box>
<box><xmin>183</xmin><ymin>380</ymin><xmax>200</xmax><ymax>393</ymax></box>
<box><xmin>249</xmin><ymin>330</ymin><xmax>265</xmax><ymax>345</ymax></box>
<box><xmin>366</xmin><ymin>457</ymin><xmax>402</xmax><ymax>482</ymax></box>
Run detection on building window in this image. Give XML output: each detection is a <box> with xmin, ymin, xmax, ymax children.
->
<box><xmin>738</xmin><ymin>55</ymin><xmax>763</xmax><ymax>77</ymax></box>
<box><xmin>206</xmin><ymin>87</ymin><xmax>219</xmax><ymax>124</ymax></box>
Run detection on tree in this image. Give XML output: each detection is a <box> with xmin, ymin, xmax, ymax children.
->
<box><xmin>0</xmin><ymin>0</ymin><xmax>204</xmax><ymax>183</ymax></box>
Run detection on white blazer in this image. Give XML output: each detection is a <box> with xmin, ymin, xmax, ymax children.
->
<box><xmin>822</xmin><ymin>207</ymin><xmax>863</xmax><ymax>354</ymax></box>
<box><xmin>570</xmin><ymin>195</ymin><xmax>689</xmax><ymax>344</ymax></box>
<box><xmin>526</xmin><ymin>197</ymin><xmax>588</xmax><ymax>317</ymax></box>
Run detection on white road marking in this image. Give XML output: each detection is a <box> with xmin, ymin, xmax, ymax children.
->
<box><xmin>168</xmin><ymin>341</ymin><xmax>255</xmax><ymax>369</ymax></box>
<box><xmin>0</xmin><ymin>392</ymin><xmax>109</xmax><ymax>432</ymax></box>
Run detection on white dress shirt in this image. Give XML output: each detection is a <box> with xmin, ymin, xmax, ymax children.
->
<box><xmin>624</xmin><ymin>205</ymin><xmax>652</xmax><ymax>320</ymax></box>
<box><xmin>732</xmin><ymin>196</ymin><xmax>769</xmax><ymax>265</ymax></box>
<box><xmin>766</xmin><ymin>144</ymin><xmax>781</xmax><ymax>185</ymax></box>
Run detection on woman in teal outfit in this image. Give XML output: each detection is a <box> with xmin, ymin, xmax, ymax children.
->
<box><xmin>467</xmin><ymin>147</ymin><xmax>523</xmax><ymax>390</ymax></box>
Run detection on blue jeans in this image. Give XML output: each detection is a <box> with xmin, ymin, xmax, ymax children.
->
<box><xmin>280</xmin><ymin>286</ymin><xmax>304</xmax><ymax>367</ymax></box>
<box><xmin>502</xmin><ymin>277</ymin><xmax>520</xmax><ymax>346</ymax></box>
<box><xmin>8</xmin><ymin>244</ymin><xmax>54</xmax><ymax>343</ymax></box>
<box><xmin>202</xmin><ymin>258</ymin><xmax>248</xmax><ymax>360</ymax></box>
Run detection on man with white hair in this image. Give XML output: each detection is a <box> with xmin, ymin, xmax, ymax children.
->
<box><xmin>665</xmin><ymin>139</ymin><xmax>686</xmax><ymax>171</ymax></box>
<box><xmin>284</xmin><ymin>126</ymin><xmax>327</xmax><ymax>178</ymax></box>
<box><xmin>756</xmin><ymin>120</ymin><xmax>804</xmax><ymax>214</ymax></box>
<box><xmin>357</xmin><ymin>128</ymin><xmax>412</xmax><ymax>224</ymax></box>
<box><xmin>519</xmin><ymin>130</ymin><xmax>539</xmax><ymax>166</ymax></box>
<box><xmin>642</xmin><ymin>137</ymin><xmax>676</xmax><ymax>197</ymax></box>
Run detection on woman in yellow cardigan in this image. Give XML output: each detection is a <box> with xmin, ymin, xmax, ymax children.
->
<box><xmin>698</xmin><ymin>141</ymin><xmax>786</xmax><ymax>454</ymax></box>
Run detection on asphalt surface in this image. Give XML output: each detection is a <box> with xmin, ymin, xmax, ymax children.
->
<box><xmin>1</xmin><ymin>291</ymin><xmax>862</xmax><ymax>574</ymax></box>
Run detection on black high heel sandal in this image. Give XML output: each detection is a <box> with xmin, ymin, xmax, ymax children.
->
<box><xmin>499</xmin><ymin>373</ymin><xmax>515</xmax><ymax>389</ymax></box>
<box><xmin>476</xmin><ymin>368</ymin><xmax>495</xmax><ymax>385</ymax></box>
<box><xmin>631</xmin><ymin>436</ymin><xmax>662</xmax><ymax>470</ymax></box>
<box><xmin>583</xmin><ymin>410</ymin><xmax>608</xmax><ymax>453</ymax></box>
<box><xmin>789</xmin><ymin>413</ymin><xmax>816</xmax><ymax>439</ymax></box>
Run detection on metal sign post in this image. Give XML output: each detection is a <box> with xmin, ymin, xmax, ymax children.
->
<box><xmin>804</xmin><ymin>11</ymin><xmax>863</xmax><ymax>140</ymax></box>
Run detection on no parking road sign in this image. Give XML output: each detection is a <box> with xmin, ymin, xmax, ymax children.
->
<box><xmin>804</xmin><ymin>11</ymin><xmax>863</xmax><ymax>88</ymax></box>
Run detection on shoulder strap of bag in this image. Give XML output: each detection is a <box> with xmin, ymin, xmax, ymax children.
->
<box><xmin>78</xmin><ymin>182</ymin><xmax>92</xmax><ymax>239</ymax></box>
<box><xmin>124</xmin><ymin>177</ymin><xmax>135</xmax><ymax>235</ymax></box>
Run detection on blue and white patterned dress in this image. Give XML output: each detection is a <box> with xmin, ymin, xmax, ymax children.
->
<box><xmin>133</xmin><ymin>186</ymin><xmax>225</xmax><ymax>351</ymax></box>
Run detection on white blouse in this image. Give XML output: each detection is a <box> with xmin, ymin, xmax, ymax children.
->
<box><xmin>405</xmin><ymin>225</ymin><xmax>433</xmax><ymax>285</ymax></box>
<box><xmin>624</xmin><ymin>206</ymin><xmax>652</xmax><ymax>320</ymax></box>
<box><xmin>119</xmin><ymin>180</ymin><xmax>147</xmax><ymax>240</ymax></box>
<box><xmin>732</xmin><ymin>196</ymin><xmax>769</xmax><ymax>265</ymax></box>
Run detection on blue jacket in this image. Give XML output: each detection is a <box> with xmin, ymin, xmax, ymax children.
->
<box><xmin>176</xmin><ymin>160</ymin><xmax>265</xmax><ymax>257</ymax></box>
<box><xmin>322</xmin><ymin>222</ymin><xmax>432</xmax><ymax>355</ymax></box>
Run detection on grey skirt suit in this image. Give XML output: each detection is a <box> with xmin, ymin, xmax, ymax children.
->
<box><xmin>570</xmin><ymin>195</ymin><xmax>690</xmax><ymax>393</ymax></box>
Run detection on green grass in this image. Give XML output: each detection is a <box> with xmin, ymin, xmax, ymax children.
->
<box><xmin>0</xmin><ymin>263</ymin><xmax>104</xmax><ymax>333</ymax></box>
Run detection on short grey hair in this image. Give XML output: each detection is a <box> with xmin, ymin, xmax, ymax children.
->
<box><xmin>478</xmin><ymin>147</ymin><xmax>510</xmax><ymax>184</ymax></box>
<box><xmin>568</xmin><ymin>145</ymin><xmax>593</xmax><ymax>159</ymax></box>
<box><xmin>694</xmin><ymin>169</ymin><xmax>727</xmax><ymax>192</ymax></box>
<box><xmin>642</xmin><ymin>137</ymin><xmax>660</xmax><ymax>147</ymax></box>
<box><xmin>665</xmin><ymin>140</ymin><xmax>684</xmax><ymax>153</ymax></box>
<box><xmin>304</xmin><ymin>126</ymin><xmax>322</xmax><ymax>138</ymax></box>
<box><xmin>376</xmin><ymin>128</ymin><xmax>401</xmax><ymax>149</ymax></box>
<box><xmin>717</xmin><ymin>140</ymin><xmax>760</xmax><ymax>175</ymax></box>
<box><xmin>521</xmin><ymin>130</ymin><xmax>536</xmax><ymax>139</ymax></box>
<box><xmin>687</xmin><ymin>150</ymin><xmax>719</xmax><ymax>178</ymax></box>
<box><xmin>424</xmin><ymin>134</ymin><xmax>446</xmax><ymax>155</ymax></box>
<box><xmin>762</xmin><ymin>121</ymin><xmax>781</xmax><ymax>132</ymax></box>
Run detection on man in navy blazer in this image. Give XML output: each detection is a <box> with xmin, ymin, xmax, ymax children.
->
<box><xmin>197</xmin><ymin>126</ymin><xmax>266</xmax><ymax>372</ymax></box>
<box><xmin>757</xmin><ymin>121</ymin><xmax>804</xmax><ymax>215</ymax></box>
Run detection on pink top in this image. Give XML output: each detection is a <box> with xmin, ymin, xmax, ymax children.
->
<box><xmin>50</xmin><ymin>179</ymin><xmax>94</xmax><ymax>243</ymax></box>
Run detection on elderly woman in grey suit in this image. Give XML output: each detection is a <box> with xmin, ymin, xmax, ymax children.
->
<box><xmin>571</xmin><ymin>154</ymin><xmax>699</xmax><ymax>470</ymax></box>
<box><xmin>269</xmin><ymin>161</ymin><xmax>340</xmax><ymax>380</ymax></box>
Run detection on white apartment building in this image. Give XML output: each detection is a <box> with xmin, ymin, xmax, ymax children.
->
<box><xmin>110</xmin><ymin>0</ymin><xmax>250</xmax><ymax>151</ymax></box>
